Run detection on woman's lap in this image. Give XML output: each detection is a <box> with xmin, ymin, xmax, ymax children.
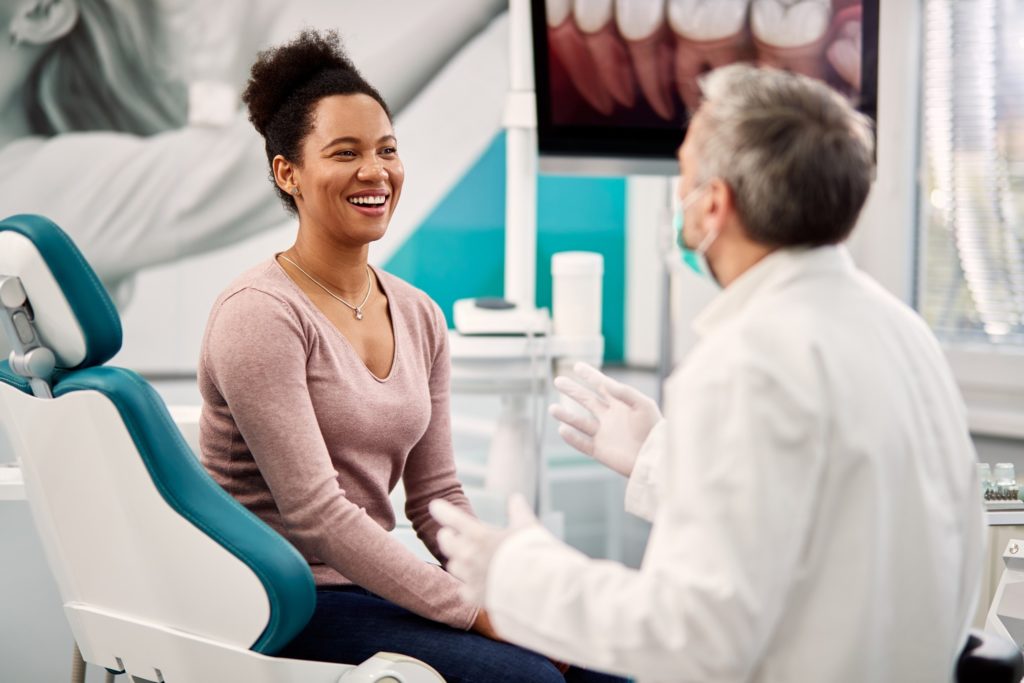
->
<box><xmin>277</xmin><ymin>587</ymin><xmax>627</xmax><ymax>683</ymax></box>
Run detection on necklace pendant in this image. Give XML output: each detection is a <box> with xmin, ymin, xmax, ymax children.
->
<box><xmin>355</xmin><ymin>307</ymin><xmax>364</xmax><ymax>321</ymax></box>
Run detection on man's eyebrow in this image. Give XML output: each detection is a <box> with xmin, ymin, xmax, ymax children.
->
<box><xmin>321</xmin><ymin>135</ymin><xmax>397</xmax><ymax>152</ymax></box>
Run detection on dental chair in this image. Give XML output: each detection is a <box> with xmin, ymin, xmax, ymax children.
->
<box><xmin>958</xmin><ymin>628</ymin><xmax>1024</xmax><ymax>683</ymax></box>
<box><xmin>0</xmin><ymin>214</ymin><xmax>444</xmax><ymax>683</ymax></box>
<box><xmin>971</xmin><ymin>537</ymin><xmax>1024</xmax><ymax>683</ymax></box>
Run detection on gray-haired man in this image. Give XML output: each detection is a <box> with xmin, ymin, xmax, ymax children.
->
<box><xmin>432</xmin><ymin>65</ymin><xmax>983</xmax><ymax>683</ymax></box>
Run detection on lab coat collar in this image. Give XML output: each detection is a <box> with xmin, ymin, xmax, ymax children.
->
<box><xmin>693</xmin><ymin>244</ymin><xmax>856</xmax><ymax>338</ymax></box>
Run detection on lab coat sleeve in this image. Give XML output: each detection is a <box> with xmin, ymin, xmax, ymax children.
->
<box><xmin>624</xmin><ymin>418</ymin><xmax>668</xmax><ymax>522</ymax></box>
<box><xmin>485</xmin><ymin>358</ymin><xmax>825</xmax><ymax>681</ymax></box>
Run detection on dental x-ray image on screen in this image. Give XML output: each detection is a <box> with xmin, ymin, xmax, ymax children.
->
<box><xmin>532</xmin><ymin>0</ymin><xmax>878</xmax><ymax>164</ymax></box>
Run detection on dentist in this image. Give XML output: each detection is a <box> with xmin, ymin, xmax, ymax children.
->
<box><xmin>432</xmin><ymin>64</ymin><xmax>983</xmax><ymax>682</ymax></box>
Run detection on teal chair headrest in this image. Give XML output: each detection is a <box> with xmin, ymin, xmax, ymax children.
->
<box><xmin>0</xmin><ymin>214</ymin><xmax>122</xmax><ymax>369</ymax></box>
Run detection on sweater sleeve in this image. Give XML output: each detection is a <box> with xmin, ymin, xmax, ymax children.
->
<box><xmin>203</xmin><ymin>289</ymin><xmax>478</xmax><ymax>629</ymax></box>
<box><xmin>401</xmin><ymin>301</ymin><xmax>476</xmax><ymax>562</ymax></box>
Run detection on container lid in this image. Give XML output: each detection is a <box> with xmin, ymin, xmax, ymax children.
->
<box><xmin>551</xmin><ymin>251</ymin><xmax>604</xmax><ymax>276</ymax></box>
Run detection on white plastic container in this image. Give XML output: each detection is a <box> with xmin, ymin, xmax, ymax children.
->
<box><xmin>551</xmin><ymin>251</ymin><xmax>604</xmax><ymax>338</ymax></box>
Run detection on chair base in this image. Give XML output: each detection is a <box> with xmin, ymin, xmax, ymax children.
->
<box><xmin>67</xmin><ymin>604</ymin><xmax>444</xmax><ymax>683</ymax></box>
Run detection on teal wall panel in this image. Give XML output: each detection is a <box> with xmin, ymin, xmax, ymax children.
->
<box><xmin>385</xmin><ymin>135</ymin><xmax>506</xmax><ymax>317</ymax></box>
<box><xmin>384</xmin><ymin>133</ymin><xmax>626</xmax><ymax>361</ymax></box>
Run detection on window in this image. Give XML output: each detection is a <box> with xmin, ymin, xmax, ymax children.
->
<box><xmin>919</xmin><ymin>0</ymin><xmax>1024</xmax><ymax>348</ymax></box>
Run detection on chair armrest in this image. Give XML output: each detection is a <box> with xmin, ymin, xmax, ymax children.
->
<box><xmin>337</xmin><ymin>652</ymin><xmax>444</xmax><ymax>683</ymax></box>
<box><xmin>168</xmin><ymin>404</ymin><xmax>202</xmax><ymax>457</ymax></box>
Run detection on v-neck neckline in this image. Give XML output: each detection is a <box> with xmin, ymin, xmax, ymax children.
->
<box><xmin>273</xmin><ymin>256</ymin><xmax>398</xmax><ymax>383</ymax></box>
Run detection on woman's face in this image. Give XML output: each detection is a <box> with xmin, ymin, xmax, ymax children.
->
<box><xmin>293</xmin><ymin>93</ymin><xmax>404</xmax><ymax>246</ymax></box>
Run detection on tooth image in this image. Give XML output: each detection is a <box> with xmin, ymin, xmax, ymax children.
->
<box><xmin>750</xmin><ymin>0</ymin><xmax>831</xmax><ymax>81</ymax></box>
<box><xmin>548</xmin><ymin>0</ymin><xmax>616</xmax><ymax>115</ymax></box>
<box><xmin>825</xmin><ymin>5</ymin><xmax>862</xmax><ymax>92</ymax></box>
<box><xmin>667</xmin><ymin>0</ymin><xmax>752</xmax><ymax>113</ymax></box>
<box><xmin>617</xmin><ymin>0</ymin><xmax>677</xmax><ymax>121</ymax></box>
<box><xmin>575</xmin><ymin>0</ymin><xmax>637</xmax><ymax>108</ymax></box>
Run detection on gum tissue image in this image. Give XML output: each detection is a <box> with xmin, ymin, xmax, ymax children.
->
<box><xmin>546</xmin><ymin>0</ymin><xmax>863</xmax><ymax>123</ymax></box>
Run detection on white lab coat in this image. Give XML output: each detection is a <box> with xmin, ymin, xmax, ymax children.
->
<box><xmin>486</xmin><ymin>246</ymin><xmax>984</xmax><ymax>683</ymax></box>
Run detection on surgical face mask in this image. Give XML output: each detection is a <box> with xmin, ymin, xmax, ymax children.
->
<box><xmin>673</xmin><ymin>184</ymin><xmax>720</xmax><ymax>284</ymax></box>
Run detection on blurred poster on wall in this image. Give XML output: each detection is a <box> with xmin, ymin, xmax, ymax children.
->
<box><xmin>0</xmin><ymin>0</ymin><xmax>508</xmax><ymax>374</ymax></box>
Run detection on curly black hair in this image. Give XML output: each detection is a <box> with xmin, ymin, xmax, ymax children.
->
<box><xmin>242</xmin><ymin>29</ymin><xmax>392</xmax><ymax>214</ymax></box>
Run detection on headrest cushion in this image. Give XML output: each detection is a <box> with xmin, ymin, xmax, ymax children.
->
<box><xmin>0</xmin><ymin>215</ymin><xmax>122</xmax><ymax>369</ymax></box>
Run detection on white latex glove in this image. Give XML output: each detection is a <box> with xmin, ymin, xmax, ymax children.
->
<box><xmin>549</xmin><ymin>362</ymin><xmax>662</xmax><ymax>476</ymax></box>
<box><xmin>430</xmin><ymin>494</ymin><xmax>538</xmax><ymax>605</ymax></box>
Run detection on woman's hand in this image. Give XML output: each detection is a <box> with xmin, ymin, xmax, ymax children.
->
<box><xmin>472</xmin><ymin>609</ymin><xmax>570</xmax><ymax>676</ymax></box>
<box><xmin>471</xmin><ymin>608</ymin><xmax>502</xmax><ymax>641</ymax></box>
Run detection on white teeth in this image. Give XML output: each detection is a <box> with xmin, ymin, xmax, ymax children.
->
<box><xmin>667</xmin><ymin>0</ymin><xmax>750</xmax><ymax>41</ymax></box>
<box><xmin>573</xmin><ymin>0</ymin><xmax>614</xmax><ymax>34</ymax></box>
<box><xmin>751</xmin><ymin>0</ymin><xmax>830</xmax><ymax>48</ymax></box>
<box><xmin>349</xmin><ymin>196</ymin><xmax>386</xmax><ymax>206</ymax></box>
<box><xmin>547</xmin><ymin>0</ymin><xmax>573</xmax><ymax>26</ymax></box>
<box><xmin>826</xmin><ymin>19</ymin><xmax>862</xmax><ymax>89</ymax></box>
<box><xmin>615</xmin><ymin>0</ymin><xmax>666</xmax><ymax>41</ymax></box>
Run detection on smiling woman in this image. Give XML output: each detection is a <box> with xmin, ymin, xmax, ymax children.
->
<box><xmin>274</xmin><ymin>93</ymin><xmax>404</xmax><ymax>255</ymax></box>
<box><xmin>196</xmin><ymin>28</ymin><xmax>624</xmax><ymax>683</ymax></box>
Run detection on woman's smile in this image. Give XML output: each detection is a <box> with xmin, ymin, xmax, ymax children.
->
<box><xmin>346</xmin><ymin>189</ymin><xmax>390</xmax><ymax>217</ymax></box>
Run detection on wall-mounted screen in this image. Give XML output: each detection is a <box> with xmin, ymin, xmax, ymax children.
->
<box><xmin>532</xmin><ymin>0</ymin><xmax>879</xmax><ymax>174</ymax></box>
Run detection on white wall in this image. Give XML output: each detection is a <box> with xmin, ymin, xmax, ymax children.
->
<box><xmin>845</xmin><ymin>1</ymin><xmax>922</xmax><ymax>305</ymax></box>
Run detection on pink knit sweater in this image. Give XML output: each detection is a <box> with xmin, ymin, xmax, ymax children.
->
<box><xmin>198</xmin><ymin>259</ymin><xmax>478</xmax><ymax>629</ymax></box>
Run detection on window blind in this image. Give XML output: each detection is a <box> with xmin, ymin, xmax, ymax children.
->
<box><xmin>919</xmin><ymin>0</ymin><xmax>1024</xmax><ymax>346</ymax></box>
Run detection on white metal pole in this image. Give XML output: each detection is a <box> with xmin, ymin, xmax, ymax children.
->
<box><xmin>504</xmin><ymin>0</ymin><xmax>538</xmax><ymax>309</ymax></box>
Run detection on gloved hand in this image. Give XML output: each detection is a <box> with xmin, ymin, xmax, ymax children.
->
<box><xmin>549</xmin><ymin>362</ymin><xmax>662</xmax><ymax>477</ymax></box>
<box><xmin>430</xmin><ymin>494</ymin><xmax>539</xmax><ymax>605</ymax></box>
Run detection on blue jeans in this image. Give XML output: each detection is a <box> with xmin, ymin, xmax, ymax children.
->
<box><xmin>278</xmin><ymin>586</ymin><xmax>629</xmax><ymax>683</ymax></box>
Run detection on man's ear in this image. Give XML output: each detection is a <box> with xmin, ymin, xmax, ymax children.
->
<box><xmin>702</xmin><ymin>177</ymin><xmax>734</xmax><ymax>234</ymax></box>
<box><xmin>9</xmin><ymin>0</ymin><xmax>79</xmax><ymax>46</ymax></box>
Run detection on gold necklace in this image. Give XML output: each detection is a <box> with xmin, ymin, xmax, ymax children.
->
<box><xmin>279</xmin><ymin>254</ymin><xmax>372</xmax><ymax>321</ymax></box>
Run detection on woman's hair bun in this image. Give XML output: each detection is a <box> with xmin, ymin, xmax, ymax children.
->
<box><xmin>242</xmin><ymin>29</ymin><xmax>357</xmax><ymax>137</ymax></box>
<box><xmin>241</xmin><ymin>28</ymin><xmax>389</xmax><ymax>215</ymax></box>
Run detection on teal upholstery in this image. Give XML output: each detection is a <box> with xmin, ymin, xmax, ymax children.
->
<box><xmin>0</xmin><ymin>214</ymin><xmax>122</xmax><ymax>369</ymax></box>
<box><xmin>53</xmin><ymin>368</ymin><xmax>315</xmax><ymax>653</ymax></box>
<box><xmin>2</xmin><ymin>215</ymin><xmax>316</xmax><ymax>655</ymax></box>
<box><xmin>0</xmin><ymin>361</ymin><xmax>31</xmax><ymax>394</ymax></box>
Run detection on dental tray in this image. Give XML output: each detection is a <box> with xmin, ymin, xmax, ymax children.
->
<box><xmin>985</xmin><ymin>500</ymin><xmax>1024</xmax><ymax>511</ymax></box>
